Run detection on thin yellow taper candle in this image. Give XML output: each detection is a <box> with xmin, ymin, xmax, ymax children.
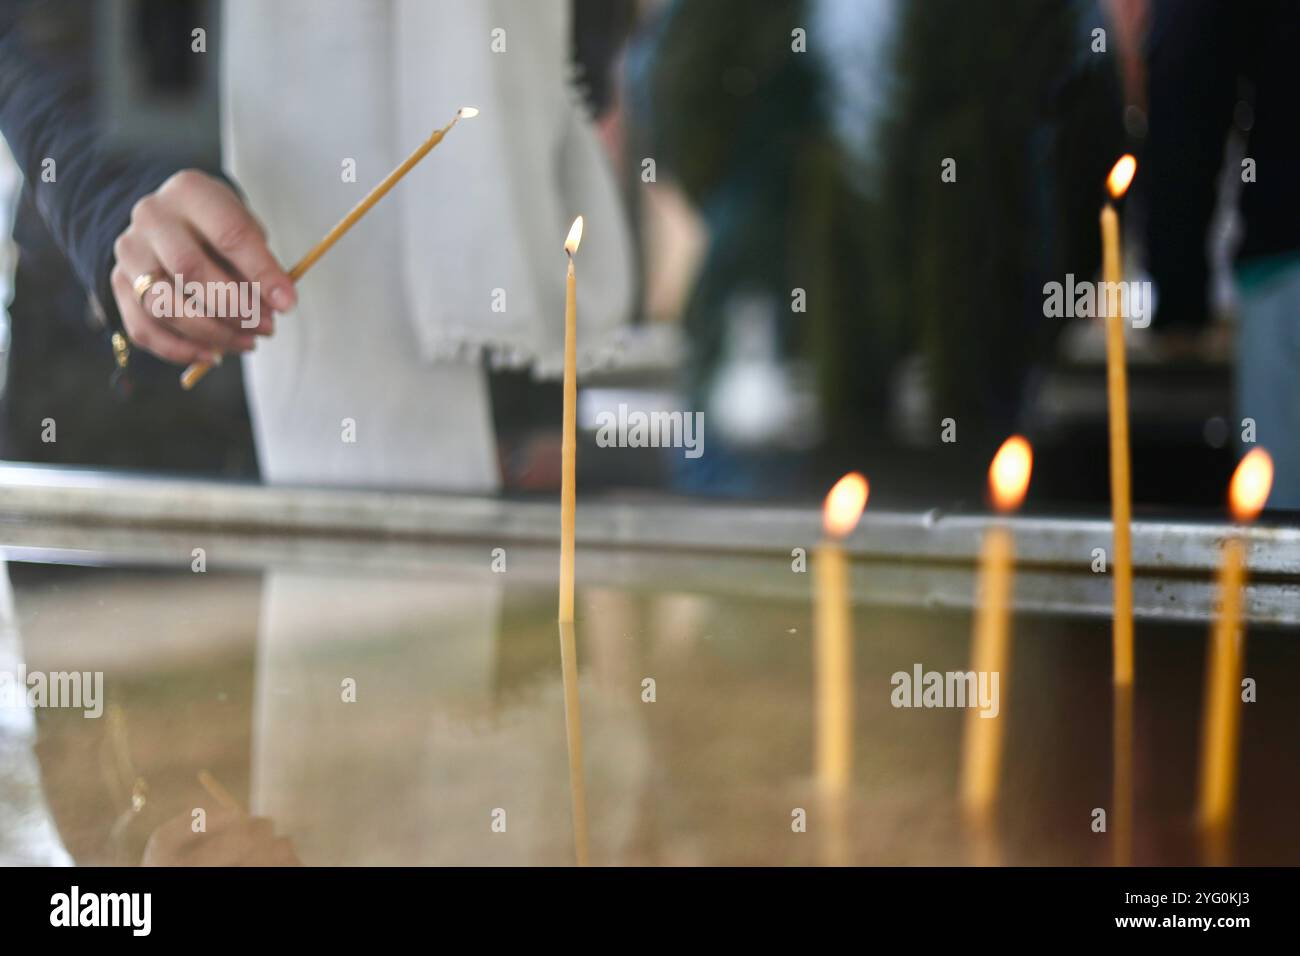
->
<box><xmin>558</xmin><ymin>216</ymin><xmax>584</xmax><ymax>624</ymax></box>
<box><xmin>960</xmin><ymin>436</ymin><xmax>1031</xmax><ymax>836</ymax></box>
<box><xmin>814</xmin><ymin>473</ymin><xmax>868</xmax><ymax>797</ymax></box>
<box><xmin>1101</xmin><ymin>154</ymin><xmax>1137</xmax><ymax>685</ymax></box>
<box><xmin>814</xmin><ymin>472</ymin><xmax>867</xmax><ymax>866</ymax></box>
<box><xmin>1101</xmin><ymin>157</ymin><xmax>1138</xmax><ymax>866</ymax></box>
<box><xmin>1198</xmin><ymin>448</ymin><xmax>1272</xmax><ymax>864</ymax></box>
<box><xmin>180</xmin><ymin>107</ymin><xmax>479</xmax><ymax>390</ymax></box>
<box><xmin>815</xmin><ymin>548</ymin><xmax>850</xmax><ymax>794</ymax></box>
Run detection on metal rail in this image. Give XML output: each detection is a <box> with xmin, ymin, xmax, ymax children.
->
<box><xmin>1</xmin><ymin>463</ymin><xmax>1298</xmax><ymax>578</ymax></box>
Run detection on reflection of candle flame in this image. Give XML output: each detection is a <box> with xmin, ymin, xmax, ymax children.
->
<box><xmin>988</xmin><ymin>436</ymin><xmax>1032</xmax><ymax>513</ymax></box>
<box><xmin>565</xmin><ymin>216</ymin><xmax>584</xmax><ymax>256</ymax></box>
<box><xmin>1107</xmin><ymin>154</ymin><xmax>1137</xmax><ymax>199</ymax></box>
<box><xmin>1228</xmin><ymin>448</ymin><xmax>1273</xmax><ymax>522</ymax></box>
<box><xmin>822</xmin><ymin>472</ymin><xmax>868</xmax><ymax>539</ymax></box>
<box><xmin>1113</xmin><ymin>684</ymin><xmax>1134</xmax><ymax>866</ymax></box>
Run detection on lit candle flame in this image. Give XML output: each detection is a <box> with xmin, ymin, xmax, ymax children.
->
<box><xmin>1228</xmin><ymin>448</ymin><xmax>1273</xmax><ymax>522</ymax></box>
<box><xmin>565</xmin><ymin>216</ymin><xmax>584</xmax><ymax>256</ymax></box>
<box><xmin>989</xmin><ymin>435</ymin><xmax>1033</xmax><ymax>513</ymax></box>
<box><xmin>822</xmin><ymin>472</ymin><xmax>869</xmax><ymax>539</ymax></box>
<box><xmin>1107</xmin><ymin>154</ymin><xmax>1137</xmax><ymax>200</ymax></box>
<box><xmin>458</xmin><ymin>106</ymin><xmax>479</xmax><ymax>119</ymax></box>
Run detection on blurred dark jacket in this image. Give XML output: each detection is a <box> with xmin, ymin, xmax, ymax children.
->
<box><xmin>1145</xmin><ymin>0</ymin><xmax>1300</xmax><ymax>330</ymax></box>
<box><xmin>0</xmin><ymin>0</ymin><xmax>180</xmax><ymax>333</ymax></box>
<box><xmin>0</xmin><ymin>0</ymin><xmax>258</xmax><ymax>472</ymax></box>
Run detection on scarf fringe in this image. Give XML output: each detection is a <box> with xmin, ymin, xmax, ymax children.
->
<box><xmin>417</xmin><ymin>324</ymin><xmax>683</xmax><ymax>380</ymax></box>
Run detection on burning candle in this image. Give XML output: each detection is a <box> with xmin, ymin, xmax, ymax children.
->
<box><xmin>1101</xmin><ymin>159</ymin><xmax>1137</xmax><ymax>864</ymax></box>
<box><xmin>960</xmin><ymin>436</ymin><xmax>1032</xmax><ymax>833</ymax></box>
<box><xmin>814</xmin><ymin>473</ymin><xmax>869</xmax><ymax>801</ymax></box>
<box><xmin>1198</xmin><ymin>447</ymin><xmax>1272</xmax><ymax>863</ymax></box>
<box><xmin>1101</xmin><ymin>153</ymin><xmax>1137</xmax><ymax>686</ymax></box>
<box><xmin>557</xmin><ymin>216</ymin><xmax>584</xmax><ymax>624</ymax></box>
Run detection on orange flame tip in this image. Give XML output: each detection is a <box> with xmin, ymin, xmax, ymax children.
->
<box><xmin>823</xmin><ymin>472</ymin><xmax>869</xmax><ymax>539</ymax></box>
<box><xmin>1107</xmin><ymin>154</ymin><xmax>1137</xmax><ymax>200</ymax></box>
<box><xmin>989</xmin><ymin>435</ymin><xmax>1033</xmax><ymax>513</ymax></box>
<box><xmin>1229</xmin><ymin>448</ymin><xmax>1273</xmax><ymax>522</ymax></box>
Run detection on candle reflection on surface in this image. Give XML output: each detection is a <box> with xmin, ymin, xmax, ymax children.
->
<box><xmin>558</xmin><ymin>621</ymin><xmax>590</xmax><ymax>866</ymax></box>
<box><xmin>5</xmin><ymin>531</ymin><xmax>1299</xmax><ymax>867</ymax></box>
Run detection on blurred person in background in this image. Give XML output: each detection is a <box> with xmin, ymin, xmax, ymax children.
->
<box><xmin>634</xmin><ymin>0</ymin><xmax>1127</xmax><ymax>500</ymax></box>
<box><xmin>876</xmin><ymin>0</ymin><xmax>1125</xmax><ymax>463</ymax></box>
<box><xmin>633</xmin><ymin>0</ymin><xmax>903</xmax><ymax>497</ymax></box>
<box><xmin>1144</xmin><ymin>0</ymin><xmax>1300</xmax><ymax>508</ymax></box>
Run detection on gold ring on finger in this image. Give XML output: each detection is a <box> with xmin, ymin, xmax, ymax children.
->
<box><xmin>131</xmin><ymin>271</ymin><xmax>166</xmax><ymax>309</ymax></box>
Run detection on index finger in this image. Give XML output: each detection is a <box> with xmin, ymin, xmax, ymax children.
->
<box><xmin>161</xmin><ymin>172</ymin><xmax>298</xmax><ymax>312</ymax></box>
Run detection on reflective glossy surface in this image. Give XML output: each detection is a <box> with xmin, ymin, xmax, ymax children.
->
<box><xmin>3</xmin><ymin>551</ymin><xmax>1298</xmax><ymax>866</ymax></box>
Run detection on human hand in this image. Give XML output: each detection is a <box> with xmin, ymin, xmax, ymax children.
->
<box><xmin>142</xmin><ymin>807</ymin><xmax>302</xmax><ymax>867</ymax></box>
<box><xmin>109</xmin><ymin>170</ymin><xmax>296</xmax><ymax>365</ymax></box>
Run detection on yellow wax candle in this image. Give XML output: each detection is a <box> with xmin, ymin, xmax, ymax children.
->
<box><xmin>181</xmin><ymin>107</ymin><xmax>479</xmax><ymax>391</ymax></box>
<box><xmin>1197</xmin><ymin>448</ymin><xmax>1272</xmax><ymax>863</ymax></box>
<box><xmin>558</xmin><ymin>216</ymin><xmax>583</xmax><ymax>624</ymax></box>
<box><xmin>1101</xmin><ymin>154</ymin><xmax>1137</xmax><ymax>685</ymax></box>
<box><xmin>960</xmin><ymin>436</ymin><xmax>1031</xmax><ymax>829</ymax></box>
<box><xmin>814</xmin><ymin>474</ymin><xmax>868</xmax><ymax>797</ymax></box>
<box><xmin>815</xmin><ymin>540</ymin><xmax>851</xmax><ymax>794</ymax></box>
<box><xmin>961</xmin><ymin>525</ymin><xmax>1013</xmax><ymax>820</ymax></box>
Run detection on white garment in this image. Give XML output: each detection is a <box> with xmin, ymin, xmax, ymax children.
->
<box><xmin>248</xmin><ymin>568</ymin><xmax>649</xmax><ymax>865</ymax></box>
<box><xmin>221</xmin><ymin>0</ymin><xmax>634</xmax><ymax>491</ymax></box>
<box><xmin>0</xmin><ymin>564</ymin><xmax>75</xmax><ymax>866</ymax></box>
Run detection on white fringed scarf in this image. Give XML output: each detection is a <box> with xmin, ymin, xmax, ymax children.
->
<box><xmin>222</xmin><ymin>0</ymin><xmax>634</xmax><ymax>377</ymax></box>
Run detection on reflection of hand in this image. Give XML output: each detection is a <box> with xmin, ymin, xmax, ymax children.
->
<box><xmin>142</xmin><ymin>808</ymin><xmax>302</xmax><ymax>867</ymax></box>
<box><xmin>110</xmin><ymin>170</ymin><xmax>295</xmax><ymax>365</ymax></box>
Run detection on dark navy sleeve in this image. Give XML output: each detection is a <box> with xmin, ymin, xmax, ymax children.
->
<box><xmin>0</xmin><ymin>0</ymin><xmax>185</xmax><ymax>330</ymax></box>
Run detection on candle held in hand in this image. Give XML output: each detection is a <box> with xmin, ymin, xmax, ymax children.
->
<box><xmin>179</xmin><ymin>107</ymin><xmax>479</xmax><ymax>390</ymax></box>
<box><xmin>557</xmin><ymin>216</ymin><xmax>583</xmax><ymax>623</ymax></box>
